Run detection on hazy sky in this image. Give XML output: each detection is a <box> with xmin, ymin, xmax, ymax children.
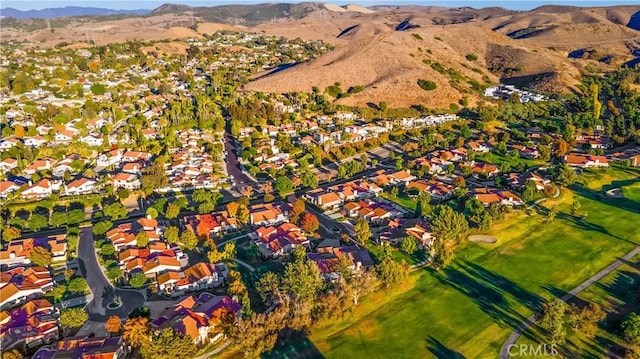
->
<box><xmin>2</xmin><ymin>0</ymin><xmax>640</xmax><ymax>11</ymax></box>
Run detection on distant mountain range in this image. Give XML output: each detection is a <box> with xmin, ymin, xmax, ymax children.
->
<box><xmin>0</xmin><ymin>6</ymin><xmax>150</xmax><ymax>19</ymax></box>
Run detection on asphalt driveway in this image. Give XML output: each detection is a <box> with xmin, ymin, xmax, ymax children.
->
<box><xmin>78</xmin><ymin>226</ymin><xmax>144</xmax><ymax>321</ymax></box>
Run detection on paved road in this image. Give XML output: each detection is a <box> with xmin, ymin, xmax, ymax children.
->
<box><xmin>499</xmin><ymin>245</ymin><xmax>640</xmax><ymax>359</ymax></box>
<box><xmin>78</xmin><ymin>226</ymin><xmax>145</xmax><ymax>321</ymax></box>
<box><xmin>224</xmin><ymin>132</ymin><xmax>254</xmax><ymax>185</ymax></box>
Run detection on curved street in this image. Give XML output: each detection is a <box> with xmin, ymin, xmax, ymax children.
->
<box><xmin>78</xmin><ymin>226</ymin><xmax>145</xmax><ymax>321</ymax></box>
<box><xmin>499</xmin><ymin>245</ymin><xmax>640</xmax><ymax>358</ymax></box>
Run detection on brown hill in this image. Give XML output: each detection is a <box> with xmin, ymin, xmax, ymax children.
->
<box><xmin>245</xmin><ymin>5</ymin><xmax>640</xmax><ymax>107</ymax></box>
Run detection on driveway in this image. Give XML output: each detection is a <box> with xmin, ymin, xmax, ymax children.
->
<box><xmin>78</xmin><ymin>226</ymin><xmax>145</xmax><ymax>321</ymax></box>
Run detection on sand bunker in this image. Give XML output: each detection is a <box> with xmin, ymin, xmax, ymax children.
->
<box><xmin>468</xmin><ymin>235</ymin><xmax>498</xmax><ymax>244</ymax></box>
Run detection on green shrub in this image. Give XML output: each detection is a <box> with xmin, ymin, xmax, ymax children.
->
<box><xmin>465</xmin><ymin>54</ymin><xmax>478</xmax><ymax>61</ymax></box>
<box><xmin>417</xmin><ymin>79</ymin><xmax>437</xmax><ymax>91</ymax></box>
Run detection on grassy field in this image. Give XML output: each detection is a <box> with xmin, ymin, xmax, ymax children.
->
<box><xmin>300</xmin><ymin>167</ymin><xmax>640</xmax><ymax>359</ymax></box>
<box><xmin>514</xmin><ymin>259</ymin><xmax>640</xmax><ymax>358</ymax></box>
<box><xmin>622</xmin><ymin>182</ymin><xmax>640</xmax><ymax>203</ymax></box>
<box><xmin>380</xmin><ymin>193</ymin><xmax>417</xmax><ymax>211</ymax></box>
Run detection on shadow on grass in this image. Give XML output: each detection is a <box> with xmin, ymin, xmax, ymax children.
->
<box><xmin>432</xmin><ymin>262</ymin><xmax>542</xmax><ymax>341</ymax></box>
<box><xmin>425</xmin><ymin>336</ymin><xmax>466</xmax><ymax>359</ymax></box>
<box><xmin>265</xmin><ymin>333</ymin><xmax>325</xmax><ymax>359</ymax></box>
<box><xmin>570</xmin><ymin>183</ymin><xmax>640</xmax><ymax>216</ymax></box>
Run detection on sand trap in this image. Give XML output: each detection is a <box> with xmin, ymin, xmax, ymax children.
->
<box><xmin>606</xmin><ymin>188</ymin><xmax>623</xmax><ymax>198</ymax></box>
<box><xmin>468</xmin><ymin>235</ymin><xmax>498</xmax><ymax>244</ymax></box>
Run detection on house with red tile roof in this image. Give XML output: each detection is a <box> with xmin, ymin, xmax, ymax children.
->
<box><xmin>156</xmin><ymin>262</ymin><xmax>229</xmax><ymax>297</ymax></box>
<box><xmin>249</xmin><ymin>202</ymin><xmax>289</xmax><ymax>226</ymax></box>
<box><xmin>182</xmin><ymin>212</ymin><xmax>238</xmax><ymax>237</ymax></box>
<box><xmin>33</xmin><ymin>336</ymin><xmax>127</xmax><ymax>359</ymax></box>
<box><xmin>378</xmin><ymin>218</ymin><xmax>435</xmax><ymax>247</ymax></box>
<box><xmin>0</xmin><ymin>298</ymin><xmax>59</xmax><ymax>351</ymax></box>
<box><xmin>470</xmin><ymin>162</ymin><xmax>500</xmax><ymax>178</ymax></box>
<box><xmin>21</xmin><ymin>178</ymin><xmax>62</xmax><ymax>199</ymax></box>
<box><xmin>0</xmin><ymin>267</ymin><xmax>53</xmax><ymax>310</ymax></box>
<box><xmin>308</xmin><ymin>245</ymin><xmax>374</xmax><ymax>281</ymax></box>
<box><xmin>472</xmin><ymin>188</ymin><xmax>524</xmax><ymax>207</ymax></box>
<box><xmin>251</xmin><ymin>222</ymin><xmax>309</xmax><ymax>258</ymax></box>
<box><xmin>564</xmin><ymin>153</ymin><xmax>609</xmax><ymax>168</ymax></box>
<box><xmin>150</xmin><ymin>293</ymin><xmax>240</xmax><ymax>345</ymax></box>
<box><xmin>0</xmin><ymin>180</ymin><xmax>21</xmax><ymax>198</ymax></box>
<box><xmin>0</xmin><ymin>235</ymin><xmax>67</xmax><ymax>268</ymax></box>
<box><xmin>63</xmin><ymin>177</ymin><xmax>97</xmax><ymax>196</ymax></box>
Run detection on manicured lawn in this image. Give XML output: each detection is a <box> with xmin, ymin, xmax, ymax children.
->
<box><xmin>380</xmin><ymin>193</ymin><xmax>417</xmax><ymax>211</ymax></box>
<box><xmin>515</xmin><ymin>259</ymin><xmax>640</xmax><ymax>358</ymax></box>
<box><xmin>475</xmin><ymin>152</ymin><xmax>544</xmax><ymax>168</ymax></box>
<box><xmin>622</xmin><ymin>182</ymin><xmax>640</xmax><ymax>203</ymax></box>
<box><xmin>305</xmin><ymin>169</ymin><xmax>640</xmax><ymax>358</ymax></box>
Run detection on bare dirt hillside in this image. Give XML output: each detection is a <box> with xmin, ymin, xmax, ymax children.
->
<box><xmin>245</xmin><ymin>5</ymin><xmax>640</xmax><ymax>107</ymax></box>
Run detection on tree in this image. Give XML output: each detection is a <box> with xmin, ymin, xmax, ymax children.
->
<box><xmin>129</xmin><ymin>272</ymin><xmax>148</xmax><ymax>288</ymax></box>
<box><xmin>281</xmin><ymin>252</ymin><xmax>324</xmax><ymax>302</ymax></box>
<box><xmin>141</xmin><ymin>328</ymin><xmax>197</xmax><ymax>359</ymax></box>
<box><xmin>198</xmin><ymin>201</ymin><xmax>215</xmax><ymax>214</ymax></box>
<box><xmin>300</xmin><ymin>213</ymin><xmax>320</xmax><ymax>234</ymax></box>
<box><xmin>145</xmin><ymin>207</ymin><xmax>158</xmax><ymax>219</ymax></box>
<box><xmin>568</xmin><ymin>303</ymin><xmax>605</xmax><ymax>337</ymax></box>
<box><xmin>123</xmin><ymin>317</ymin><xmax>150</xmax><ymax>348</ymax></box>
<box><xmin>275</xmin><ymin>176</ymin><xmax>293</xmax><ymax>196</ymax></box>
<box><xmin>377</xmin><ymin>254</ymin><xmax>409</xmax><ymax>288</ymax></box>
<box><xmin>290</xmin><ymin>198</ymin><xmax>306</xmax><ymax>224</ymax></box>
<box><xmin>2</xmin><ymin>350</ymin><xmax>23</xmax><ymax>359</ymax></box>
<box><xmin>570</xmin><ymin>201</ymin><xmax>581</xmax><ymax>217</ymax></box>
<box><xmin>555</xmin><ymin>163</ymin><xmax>577</xmax><ymax>187</ymax></box>
<box><xmin>621</xmin><ymin>312</ymin><xmax>640</xmax><ymax>344</ymax></box>
<box><xmin>100</xmin><ymin>243</ymin><xmax>116</xmax><ymax>256</ymax></box>
<box><xmin>226</xmin><ymin>202</ymin><xmax>239</xmax><ymax>218</ymax></box>
<box><xmin>67</xmin><ymin>277</ymin><xmax>89</xmax><ymax>294</ymax></box>
<box><xmin>67</xmin><ymin>209</ymin><xmax>85</xmax><ymax>224</ymax></box>
<box><xmin>103</xmin><ymin>202</ymin><xmax>128</xmax><ymax>220</ymax></box>
<box><xmin>180</xmin><ymin>230</ymin><xmax>198</xmax><ymax>250</ymax></box>
<box><xmin>50</xmin><ymin>211</ymin><xmax>67</xmax><ymax>227</ymax></box>
<box><xmin>3</xmin><ymin>226</ymin><xmax>21</xmax><ymax>241</ymax></box>
<box><xmin>256</xmin><ymin>272</ymin><xmax>282</xmax><ymax>307</ymax></box>
<box><xmin>431</xmin><ymin>205</ymin><xmax>469</xmax><ymax>241</ymax></box>
<box><xmin>208</xmin><ymin>246</ymin><xmax>224</xmax><ymax>263</ymax></box>
<box><xmin>164</xmin><ymin>226</ymin><xmax>179</xmax><ymax>245</ymax></box>
<box><xmin>222</xmin><ymin>242</ymin><xmax>236</xmax><ymax>262</ymax></box>
<box><xmin>165</xmin><ymin>203</ymin><xmax>180</xmax><ymax>219</ymax></box>
<box><xmin>117</xmin><ymin>188</ymin><xmax>130</xmax><ymax>199</ymax></box>
<box><xmin>59</xmin><ymin>307</ymin><xmax>89</xmax><ymax>329</ymax></box>
<box><xmin>539</xmin><ymin>300</ymin><xmax>568</xmax><ymax>346</ymax></box>
<box><xmin>401</xmin><ymin>236</ymin><xmax>419</xmax><ymax>255</ymax></box>
<box><xmin>354</xmin><ymin>219</ymin><xmax>372</xmax><ymax>245</ymax></box>
<box><xmin>522</xmin><ymin>180</ymin><xmax>541</xmax><ymax>202</ymax></box>
<box><xmin>105</xmin><ymin>315</ymin><xmax>122</xmax><ymax>335</ymax></box>
<box><xmin>28</xmin><ymin>213</ymin><xmax>48</xmax><ymax>231</ymax></box>
<box><xmin>133</xmin><ymin>229</ymin><xmax>150</xmax><ymax>248</ymax></box>
<box><xmin>416</xmin><ymin>191</ymin><xmax>431</xmax><ymax>217</ymax></box>
<box><xmin>48</xmin><ymin>284</ymin><xmax>67</xmax><ymax>303</ymax></box>
<box><xmin>546</xmin><ymin>207</ymin><xmax>558</xmax><ymax>223</ymax></box>
<box><xmin>345</xmin><ymin>269</ymin><xmax>376</xmax><ymax>305</ymax></box>
<box><xmin>106</xmin><ymin>266</ymin><xmax>123</xmax><ymax>282</ymax></box>
<box><xmin>29</xmin><ymin>246</ymin><xmax>52</xmax><ymax>266</ymax></box>
<box><xmin>93</xmin><ymin>220</ymin><xmax>113</xmax><ymax>236</ymax></box>
<box><xmin>431</xmin><ymin>238</ymin><xmax>455</xmax><ymax>270</ymax></box>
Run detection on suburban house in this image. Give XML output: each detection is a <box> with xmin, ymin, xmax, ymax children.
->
<box><xmin>508</xmin><ymin>172</ymin><xmax>550</xmax><ymax>191</ymax></box>
<box><xmin>249</xmin><ymin>202</ymin><xmax>289</xmax><ymax>226</ymax></box>
<box><xmin>24</xmin><ymin>158</ymin><xmax>55</xmax><ymax>175</ymax></box>
<box><xmin>473</xmin><ymin>188</ymin><xmax>524</xmax><ymax>207</ymax></box>
<box><xmin>564</xmin><ymin>153</ymin><xmax>609</xmax><ymax>168</ymax></box>
<box><xmin>32</xmin><ymin>336</ymin><xmax>127</xmax><ymax>359</ymax></box>
<box><xmin>0</xmin><ymin>180</ymin><xmax>20</xmax><ymax>198</ymax></box>
<box><xmin>0</xmin><ymin>267</ymin><xmax>54</xmax><ymax>310</ymax></box>
<box><xmin>111</xmin><ymin>172</ymin><xmax>141</xmax><ymax>190</ymax></box>
<box><xmin>251</xmin><ymin>222</ymin><xmax>309</xmax><ymax>258</ymax></box>
<box><xmin>470</xmin><ymin>162</ymin><xmax>500</xmax><ymax>178</ymax></box>
<box><xmin>0</xmin><ymin>298</ymin><xmax>60</xmax><ymax>351</ymax></box>
<box><xmin>307</xmin><ymin>244</ymin><xmax>374</xmax><ymax>281</ymax></box>
<box><xmin>0</xmin><ymin>158</ymin><xmax>18</xmax><ymax>172</ymax></box>
<box><xmin>0</xmin><ymin>235</ymin><xmax>68</xmax><ymax>268</ymax></box>
<box><xmin>378</xmin><ymin>219</ymin><xmax>435</xmax><ymax>247</ymax></box>
<box><xmin>182</xmin><ymin>212</ymin><xmax>239</xmax><ymax>237</ymax></box>
<box><xmin>21</xmin><ymin>179</ymin><xmax>61</xmax><ymax>199</ymax></box>
<box><xmin>343</xmin><ymin>199</ymin><xmax>402</xmax><ymax>225</ymax></box>
<box><xmin>63</xmin><ymin>177</ymin><xmax>97</xmax><ymax>196</ymax></box>
<box><xmin>156</xmin><ymin>262</ymin><xmax>229</xmax><ymax>297</ymax></box>
<box><xmin>150</xmin><ymin>293</ymin><xmax>240</xmax><ymax>345</ymax></box>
